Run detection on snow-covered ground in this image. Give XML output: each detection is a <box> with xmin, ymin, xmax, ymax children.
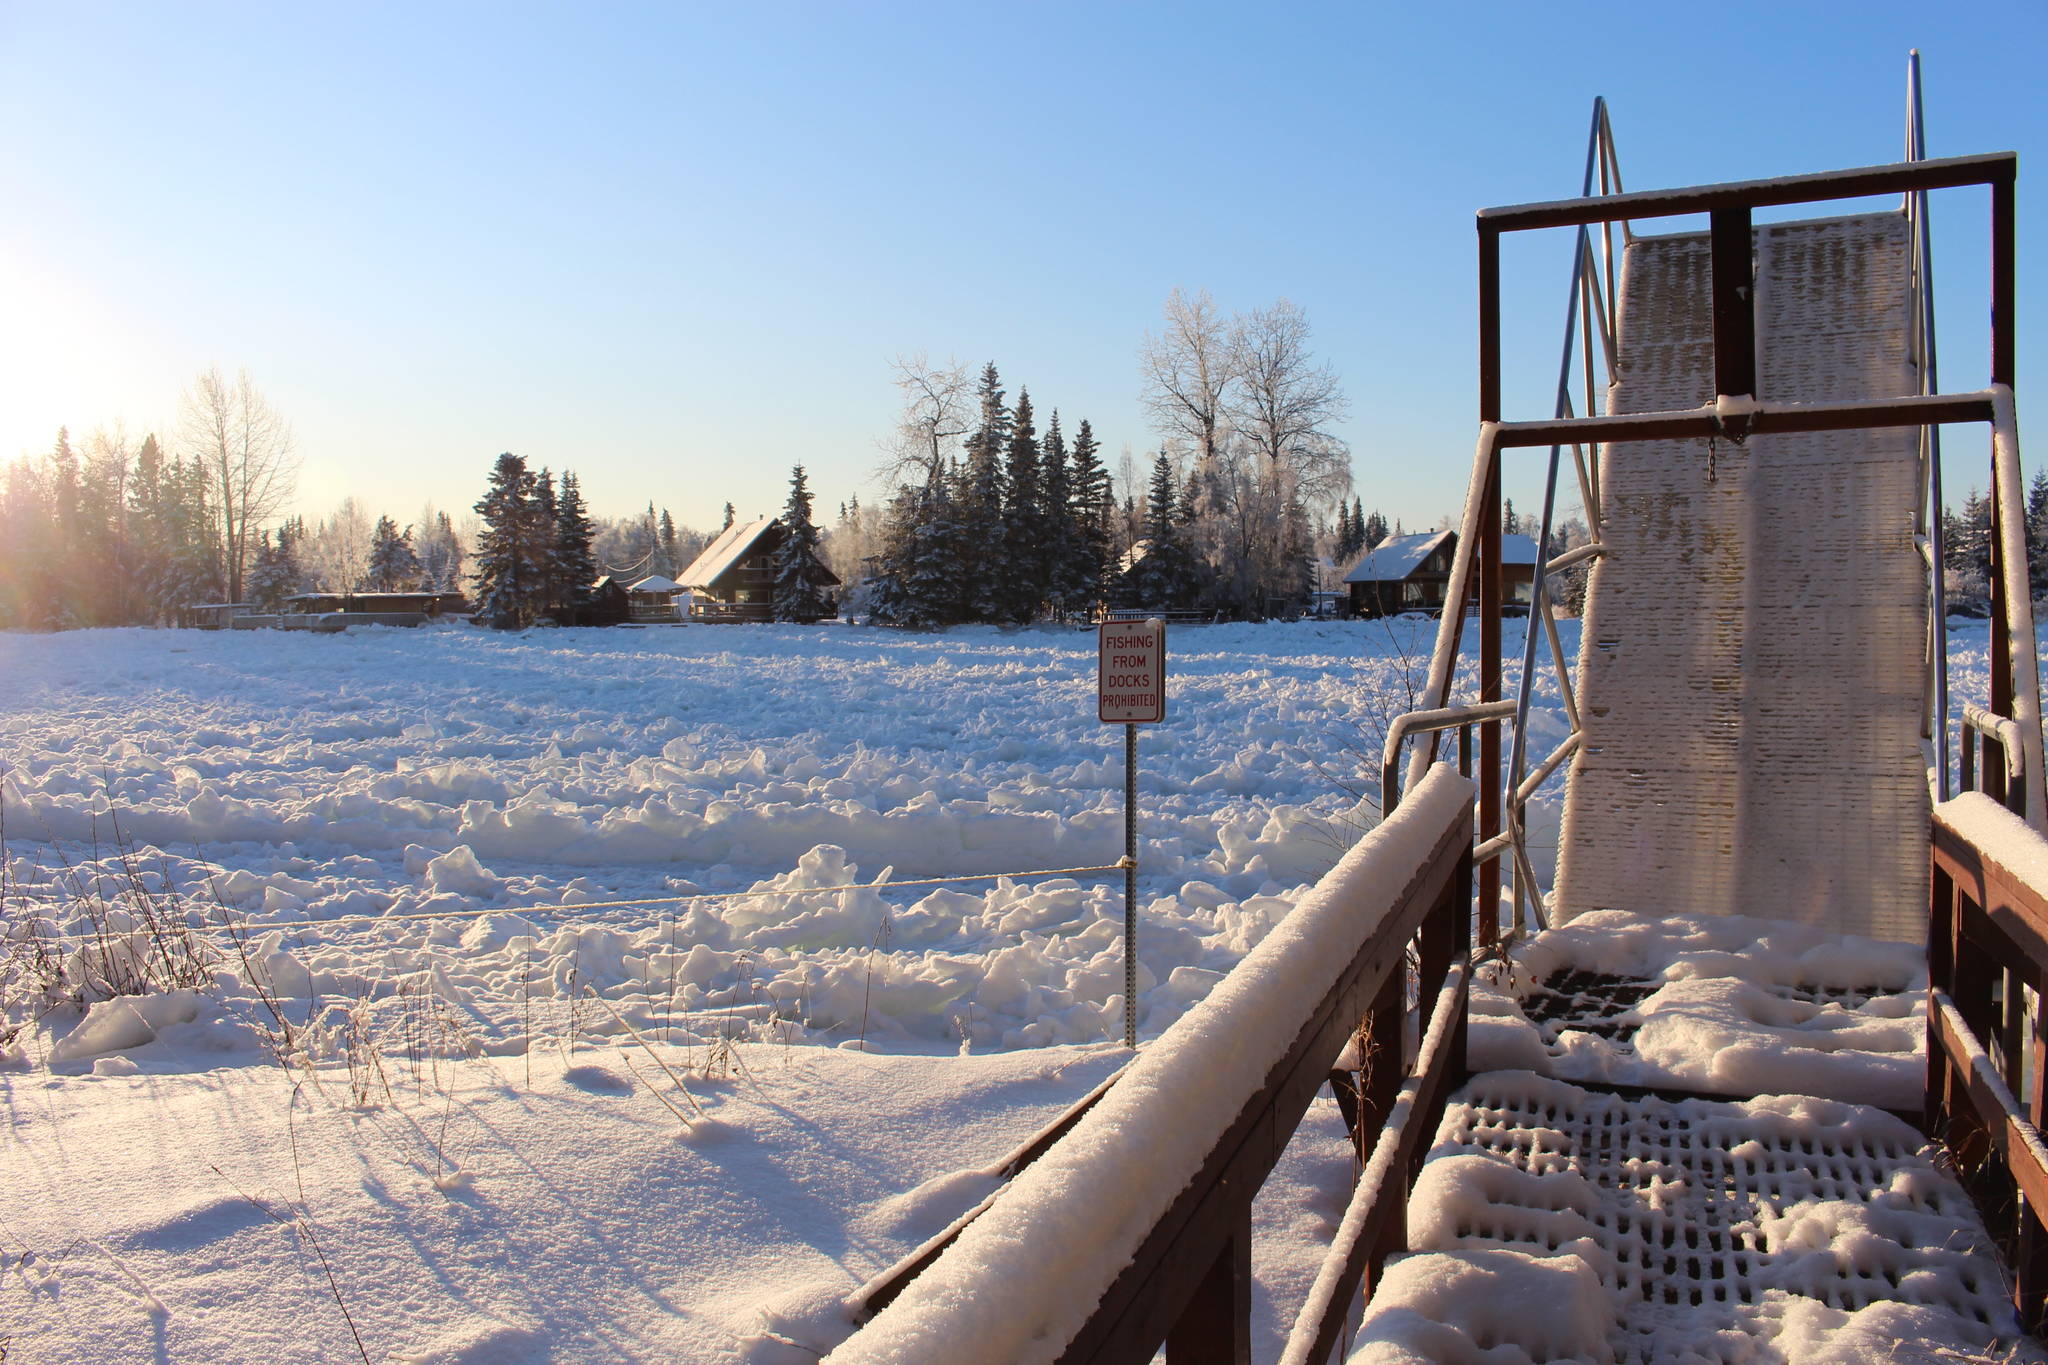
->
<box><xmin>0</xmin><ymin>618</ymin><xmax>1435</xmax><ymax>1363</ymax></box>
<box><xmin>0</xmin><ymin>616</ymin><xmax>2016</xmax><ymax>1363</ymax></box>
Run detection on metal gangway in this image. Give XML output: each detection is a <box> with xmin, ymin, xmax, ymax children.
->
<box><xmin>823</xmin><ymin>63</ymin><xmax>2047</xmax><ymax>1365</ymax></box>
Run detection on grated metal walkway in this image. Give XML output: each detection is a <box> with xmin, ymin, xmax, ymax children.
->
<box><xmin>1361</xmin><ymin>1072</ymin><xmax>2036</xmax><ymax>1363</ymax></box>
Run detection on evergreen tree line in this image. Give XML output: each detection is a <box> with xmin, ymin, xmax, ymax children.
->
<box><xmin>863</xmin><ymin>362</ymin><xmax>1115</xmax><ymax>627</ymax></box>
<box><xmin>1331</xmin><ymin>498</ymin><xmax>1391</xmax><ymax>563</ymax></box>
<box><xmin>242</xmin><ymin>508</ymin><xmax>468</xmax><ymax>610</ymax></box>
<box><xmin>469</xmin><ymin>453</ymin><xmax>602</xmax><ymax>629</ymax></box>
<box><xmin>1942</xmin><ymin>471</ymin><xmax>2048</xmax><ymax>615</ymax></box>
<box><xmin>773</xmin><ymin>464</ymin><xmax>835</xmax><ymax>623</ymax></box>
<box><xmin>0</xmin><ymin>427</ymin><xmax>221</xmax><ymax>629</ymax></box>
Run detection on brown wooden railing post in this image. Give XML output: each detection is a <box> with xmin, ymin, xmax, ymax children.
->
<box><xmin>1165</xmin><ymin>1199</ymin><xmax>1251</xmax><ymax>1365</ymax></box>
<box><xmin>1361</xmin><ymin>965</ymin><xmax>1408</xmax><ymax>1285</ymax></box>
<box><xmin>1928</xmin><ymin>859</ymin><xmax>1954</xmax><ymax>1134</ymax></box>
<box><xmin>2024</xmin><ymin>979</ymin><xmax>2048</xmax><ymax>1327</ymax></box>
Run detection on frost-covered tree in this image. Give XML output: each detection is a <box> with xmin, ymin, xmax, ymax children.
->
<box><xmin>304</xmin><ymin>498</ymin><xmax>372</xmax><ymax>596</ymax></box>
<box><xmin>958</xmin><ymin>363</ymin><xmax>1010</xmax><ymax>622</ymax></box>
<box><xmin>552</xmin><ymin>472</ymin><xmax>599</xmax><ymax>622</ymax></box>
<box><xmin>868</xmin><ymin>481</ymin><xmax>961</xmax><ymax>629</ymax></box>
<box><xmin>471</xmin><ymin>452</ymin><xmax>545</xmax><ymax>628</ymax></box>
<box><xmin>247</xmin><ymin>527</ymin><xmax>306</xmax><ymax>609</ymax></box>
<box><xmin>364</xmin><ymin>515</ymin><xmax>421</xmax><ymax>592</ymax></box>
<box><xmin>178</xmin><ymin>368</ymin><xmax>298</xmax><ymax>604</ymax></box>
<box><xmin>1121</xmin><ymin>450</ymin><xmax>1202</xmax><ymax>610</ymax></box>
<box><xmin>1067</xmin><ymin>419</ymin><xmax>1111</xmax><ymax>614</ymax></box>
<box><xmin>415</xmin><ymin>510</ymin><xmax>466</xmax><ymax>592</ymax></box>
<box><xmin>999</xmin><ymin>388</ymin><xmax>1045</xmax><ymax>623</ymax></box>
<box><xmin>1140</xmin><ymin>288</ymin><xmax>1235</xmax><ymax>467</ymax></box>
<box><xmin>659</xmin><ymin>508</ymin><xmax>681</xmax><ymax>577</ymax></box>
<box><xmin>772</xmin><ymin>464</ymin><xmax>834</xmax><ymax>623</ymax></box>
<box><xmin>1040</xmin><ymin>412</ymin><xmax>1081</xmax><ymax>620</ymax></box>
<box><xmin>2027</xmin><ymin>469</ymin><xmax>2048</xmax><ymax>600</ymax></box>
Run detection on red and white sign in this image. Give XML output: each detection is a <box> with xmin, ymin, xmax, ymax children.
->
<box><xmin>1099</xmin><ymin>618</ymin><xmax>1166</xmax><ymax>723</ymax></box>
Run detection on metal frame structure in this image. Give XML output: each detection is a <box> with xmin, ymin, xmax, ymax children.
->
<box><xmin>834</xmin><ymin>75</ymin><xmax>2048</xmax><ymax>1363</ymax></box>
<box><xmin>1386</xmin><ymin>87</ymin><xmax>2039</xmax><ymax>950</ymax></box>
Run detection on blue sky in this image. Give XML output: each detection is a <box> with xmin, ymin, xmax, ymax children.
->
<box><xmin>2</xmin><ymin>2</ymin><xmax>2042</xmax><ymax>535</ymax></box>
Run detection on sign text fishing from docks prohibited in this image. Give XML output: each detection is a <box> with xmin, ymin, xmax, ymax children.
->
<box><xmin>1098</xmin><ymin>618</ymin><xmax>1166</xmax><ymax>724</ymax></box>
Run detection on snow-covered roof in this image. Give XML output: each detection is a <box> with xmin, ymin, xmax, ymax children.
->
<box><xmin>1344</xmin><ymin>531</ymin><xmax>1451</xmax><ymax>583</ymax></box>
<box><xmin>678</xmin><ymin>517</ymin><xmax>776</xmax><ymax>591</ymax></box>
<box><xmin>1343</xmin><ymin>531</ymin><xmax>1540</xmax><ymax>583</ymax></box>
<box><xmin>627</xmin><ymin>574</ymin><xmax>684</xmax><ymax>595</ymax></box>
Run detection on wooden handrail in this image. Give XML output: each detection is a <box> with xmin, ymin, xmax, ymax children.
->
<box><xmin>830</xmin><ymin>766</ymin><xmax>1474</xmax><ymax>1364</ymax></box>
<box><xmin>1928</xmin><ymin>793</ymin><xmax>2048</xmax><ymax>1329</ymax></box>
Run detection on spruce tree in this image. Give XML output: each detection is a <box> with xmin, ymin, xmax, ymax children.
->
<box><xmin>863</xmin><ymin>487</ymin><xmax>920</xmax><ymax>626</ymax></box>
<box><xmin>773</xmin><ymin>464</ymin><xmax>834</xmax><ymax>623</ymax></box>
<box><xmin>247</xmin><ymin>531</ymin><xmax>295</xmax><ymax>610</ymax></box>
<box><xmin>553</xmin><ymin>472</ymin><xmax>599</xmax><ymax>622</ymax></box>
<box><xmin>472</xmin><ymin>452</ymin><xmax>542</xmax><ymax>628</ymax></box>
<box><xmin>1068</xmin><ymin>418</ymin><xmax>1111</xmax><ymax>615</ymax></box>
<box><xmin>659</xmin><ymin>508</ymin><xmax>681</xmax><ymax>576</ymax></box>
<box><xmin>2028</xmin><ymin>469</ymin><xmax>2048</xmax><ymax>599</ymax></box>
<box><xmin>1126</xmin><ymin>450</ymin><xmax>1197</xmax><ymax>609</ymax></box>
<box><xmin>418</xmin><ymin>511</ymin><xmax>465</xmax><ymax>591</ymax></box>
<box><xmin>127</xmin><ymin>434</ymin><xmax>179</xmax><ymax>622</ymax></box>
<box><xmin>1000</xmin><ymin>388</ymin><xmax>1044</xmax><ymax>623</ymax></box>
<box><xmin>869</xmin><ymin>481</ymin><xmax>960</xmax><ymax>628</ymax></box>
<box><xmin>531</xmin><ymin>472</ymin><xmax>563</xmax><ymax>613</ymax></box>
<box><xmin>959</xmin><ymin>363</ymin><xmax>1010</xmax><ymax>622</ymax></box>
<box><xmin>365</xmin><ymin>516</ymin><xmax>421</xmax><ymax>591</ymax></box>
<box><xmin>1041</xmin><ymin>411</ymin><xmax>1081</xmax><ymax>619</ymax></box>
<box><xmin>1364</xmin><ymin>509</ymin><xmax>1389</xmax><ymax>551</ymax></box>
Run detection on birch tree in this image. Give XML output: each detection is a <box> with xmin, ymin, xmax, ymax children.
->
<box><xmin>179</xmin><ymin>368</ymin><xmax>299</xmax><ymax>603</ymax></box>
<box><xmin>1229</xmin><ymin>299</ymin><xmax>1351</xmax><ymax>508</ymax></box>
<box><xmin>1139</xmin><ymin>288</ymin><xmax>1236</xmax><ymax>465</ymax></box>
<box><xmin>881</xmin><ymin>353</ymin><xmax>974</xmax><ymax>492</ymax></box>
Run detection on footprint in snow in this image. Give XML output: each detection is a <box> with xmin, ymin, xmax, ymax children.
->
<box><xmin>561</xmin><ymin>1065</ymin><xmax>632</xmax><ymax>1096</ymax></box>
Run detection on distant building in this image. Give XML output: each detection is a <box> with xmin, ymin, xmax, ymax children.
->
<box><xmin>175</xmin><ymin>602</ymin><xmax>253</xmax><ymax>630</ymax></box>
<box><xmin>218</xmin><ymin>590</ymin><xmax>470</xmax><ymax>632</ymax></box>
<box><xmin>625</xmin><ymin>574</ymin><xmax>687</xmax><ymax>623</ymax></box>
<box><xmin>678</xmin><ymin>517</ymin><xmax>839</xmax><ymax>623</ymax></box>
<box><xmin>1345</xmin><ymin>531</ymin><xmax>1538</xmax><ymax>618</ymax></box>
<box><xmin>581</xmin><ymin>575</ymin><xmax>630</xmax><ymax>626</ymax></box>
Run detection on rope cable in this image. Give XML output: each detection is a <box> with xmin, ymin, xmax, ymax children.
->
<box><xmin>192</xmin><ymin>862</ymin><xmax>1132</xmax><ymax>938</ymax></box>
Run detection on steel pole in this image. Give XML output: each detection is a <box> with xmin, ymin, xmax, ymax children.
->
<box><xmin>1124</xmin><ymin>720</ymin><xmax>1138</xmax><ymax>1049</ymax></box>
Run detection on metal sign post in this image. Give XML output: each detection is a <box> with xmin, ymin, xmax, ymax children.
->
<box><xmin>1098</xmin><ymin>617</ymin><xmax>1166</xmax><ymax>1048</ymax></box>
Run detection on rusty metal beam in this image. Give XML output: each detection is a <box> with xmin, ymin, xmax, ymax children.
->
<box><xmin>1710</xmin><ymin>206</ymin><xmax>1756</xmax><ymax>401</ymax></box>
<box><xmin>1490</xmin><ymin>390</ymin><xmax>1997</xmax><ymax>449</ymax></box>
<box><xmin>1477</xmin><ymin>151</ymin><xmax>2014</xmax><ymax>234</ymax></box>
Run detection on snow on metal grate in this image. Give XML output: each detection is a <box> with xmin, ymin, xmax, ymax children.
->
<box><xmin>1468</xmin><ymin>910</ymin><xmax>1926</xmax><ymax>1109</ymax></box>
<box><xmin>1357</xmin><ymin>1072</ymin><xmax>2038</xmax><ymax>1365</ymax></box>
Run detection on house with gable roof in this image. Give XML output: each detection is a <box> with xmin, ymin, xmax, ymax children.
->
<box><xmin>678</xmin><ymin>516</ymin><xmax>840</xmax><ymax>623</ymax></box>
<box><xmin>1344</xmin><ymin>530</ymin><xmax>1538</xmax><ymax>618</ymax></box>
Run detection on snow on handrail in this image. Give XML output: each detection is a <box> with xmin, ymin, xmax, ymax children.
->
<box><xmin>1279</xmin><ymin>957</ymin><xmax>1469</xmax><ymax>1365</ymax></box>
<box><xmin>1962</xmin><ymin>703</ymin><xmax>2027</xmax><ymax>781</ymax></box>
<box><xmin>1934</xmin><ymin>792</ymin><xmax>2048</xmax><ymax>909</ymax></box>
<box><xmin>827</xmin><ymin>764</ymin><xmax>1476</xmax><ymax>1365</ymax></box>
<box><xmin>1987</xmin><ymin>385</ymin><xmax>2046</xmax><ymax>831</ymax></box>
